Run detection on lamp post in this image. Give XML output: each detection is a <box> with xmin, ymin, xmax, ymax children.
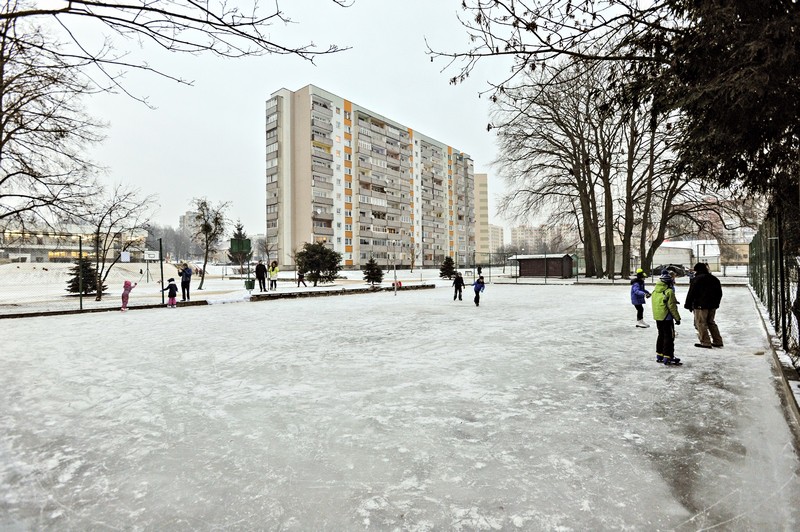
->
<box><xmin>392</xmin><ymin>240</ymin><xmax>398</xmax><ymax>296</ymax></box>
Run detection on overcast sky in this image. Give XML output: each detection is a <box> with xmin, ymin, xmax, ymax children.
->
<box><xmin>83</xmin><ymin>1</ymin><xmax>512</xmax><ymax>236</ymax></box>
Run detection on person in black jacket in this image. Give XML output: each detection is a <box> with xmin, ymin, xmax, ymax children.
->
<box><xmin>255</xmin><ymin>260</ymin><xmax>267</xmax><ymax>292</ymax></box>
<box><xmin>178</xmin><ymin>264</ymin><xmax>192</xmax><ymax>301</ymax></box>
<box><xmin>162</xmin><ymin>278</ymin><xmax>179</xmax><ymax>308</ymax></box>
<box><xmin>684</xmin><ymin>262</ymin><xmax>724</xmax><ymax>348</ymax></box>
<box><xmin>452</xmin><ymin>272</ymin><xmax>466</xmax><ymax>301</ymax></box>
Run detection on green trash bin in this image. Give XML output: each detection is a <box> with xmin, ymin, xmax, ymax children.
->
<box><xmin>244</xmin><ymin>279</ymin><xmax>255</xmax><ymax>290</ymax></box>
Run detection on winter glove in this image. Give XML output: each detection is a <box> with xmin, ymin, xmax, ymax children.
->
<box><xmin>675</xmin><ymin>320</ymin><xmax>681</xmax><ymax>326</ymax></box>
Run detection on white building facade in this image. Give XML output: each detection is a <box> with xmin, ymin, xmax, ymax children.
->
<box><xmin>265</xmin><ymin>85</ymin><xmax>476</xmax><ymax>269</ymax></box>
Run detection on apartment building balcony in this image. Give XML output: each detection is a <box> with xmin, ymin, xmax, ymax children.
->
<box><xmin>369</xmin><ymin>191</ymin><xmax>387</xmax><ymax>202</ymax></box>
<box><xmin>312</xmin><ymin>149</ymin><xmax>333</xmax><ymax>161</ymax></box>
<box><xmin>312</xmin><ymin>133</ymin><xmax>333</xmax><ymax>145</ymax></box>
<box><xmin>313</xmin><ymin>227</ymin><xmax>334</xmax><ymax>237</ymax></box>
<box><xmin>313</xmin><ymin>196</ymin><xmax>333</xmax><ymax>207</ymax></box>
<box><xmin>311</xmin><ymin>118</ymin><xmax>333</xmax><ymax>132</ymax></box>
<box><xmin>311</xmin><ymin>102</ymin><xmax>333</xmax><ymax>117</ymax></box>
<box><xmin>312</xmin><ymin>164</ymin><xmax>334</xmax><ymax>177</ymax></box>
<box><xmin>312</xmin><ymin>211</ymin><xmax>334</xmax><ymax>221</ymax></box>
<box><xmin>370</xmin><ymin>122</ymin><xmax>385</xmax><ymax>135</ymax></box>
<box><xmin>312</xmin><ymin>181</ymin><xmax>334</xmax><ymax>192</ymax></box>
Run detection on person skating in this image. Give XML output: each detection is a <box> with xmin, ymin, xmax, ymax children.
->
<box><xmin>472</xmin><ymin>275</ymin><xmax>485</xmax><ymax>307</ymax></box>
<box><xmin>178</xmin><ymin>263</ymin><xmax>192</xmax><ymax>301</ymax></box>
<box><xmin>684</xmin><ymin>262</ymin><xmax>724</xmax><ymax>349</ymax></box>
<box><xmin>268</xmin><ymin>261</ymin><xmax>279</xmax><ymax>291</ymax></box>
<box><xmin>162</xmin><ymin>278</ymin><xmax>179</xmax><ymax>308</ymax></box>
<box><xmin>630</xmin><ymin>268</ymin><xmax>651</xmax><ymax>327</ymax></box>
<box><xmin>452</xmin><ymin>272</ymin><xmax>466</xmax><ymax>301</ymax></box>
<box><xmin>652</xmin><ymin>270</ymin><xmax>682</xmax><ymax>365</ymax></box>
<box><xmin>255</xmin><ymin>260</ymin><xmax>267</xmax><ymax>292</ymax></box>
<box><xmin>120</xmin><ymin>280</ymin><xmax>137</xmax><ymax>311</ymax></box>
<box><xmin>297</xmin><ymin>270</ymin><xmax>307</xmax><ymax>287</ymax></box>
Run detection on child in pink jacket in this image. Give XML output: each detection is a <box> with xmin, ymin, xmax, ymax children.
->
<box><xmin>121</xmin><ymin>280</ymin><xmax>137</xmax><ymax>311</ymax></box>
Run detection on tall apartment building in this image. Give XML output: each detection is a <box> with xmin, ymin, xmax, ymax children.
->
<box><xmin>510</xmin><ymin>225</ymin><xmax>540</xmax><ymax>251</ymax></box>
<box><xmin>488</xmin><ymin>224</ymin><xmax>505</xmax><ymax>253</ymax></box>
<box><xmin>265</xmin><ymin>85</ymin><xmax>476</xmax><ymax>269</ymax></box>
<box><xmin>474</xmin><ymin>173</ymin><xmax>490</xmax><ymax>256</ymax></box>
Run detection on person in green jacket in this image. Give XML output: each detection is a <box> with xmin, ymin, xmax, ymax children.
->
<box><xmin>651</xmin><ymin>270</ymin><xmax>682</xmax><ymax>365</ymax></box>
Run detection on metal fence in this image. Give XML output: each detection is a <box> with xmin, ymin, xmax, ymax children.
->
<box><xmin>750</xmin><ymin>217</ymin><xmax>800</xmax><ymax>369</ymax></box>
<box><xmin>0</xmin><ymin>230</ymin><xmax>169</xmax><ymax>317</ymax></box>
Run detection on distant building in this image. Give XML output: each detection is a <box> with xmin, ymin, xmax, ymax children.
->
<box><xmin>0</xmin><ymin>225</ymin><xmax>147</xmax><ymax>263</ymax></box>
<box><xmin>510</xmin><ymin>225</ymin><xmax>538</xmax><ymax>251</ymax></box>
<box><xmin>489</xmin><ymin>224</ymin><xmax>505</xmax><ymax>253</ymax></box>
<box><xmin>474</xmin><ymin>173</ymin><xmax>490</xmax><ymax>256</ymax></box>
<box><xmin>265</xmin><ymin>84</ymin><xmax>480</xmax><ymax>268</ymax></box>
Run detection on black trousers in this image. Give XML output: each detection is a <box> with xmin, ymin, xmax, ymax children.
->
<box><xmin>454</xmin><ymin>287</ymin><xmax>462</xmax><ymax>300</ymax></box>
<box><xmin>656</xmin><ymin>320</ymin><xmax>675</xmax><ymax>357</ymax></box>
<box><xmin>257</xmin><ymin>277</ymin><xmax>266</xmax><ymax>291</ymax></box>
<box><xmin>181</xmin><ymin>281</ymin><xmax>190</xmax><ymax>300</ymax></box>
<box><xmin>634</xmin><ymin>304</ymin><xmax>644</xmax><ymax>320</ymax></box>
<box><xmin>474</xmin><ymin>291</ymin><xmax>481</xmax><ymax>306</ymax></box>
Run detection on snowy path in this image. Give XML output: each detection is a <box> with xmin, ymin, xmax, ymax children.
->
<box><xmin>2</xmin><ymin>284</ymin><xmax>799</xmax><ymax>530</ymax></box>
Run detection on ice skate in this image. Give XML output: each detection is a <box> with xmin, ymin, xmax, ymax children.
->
<box><xmin>656</xmin><ymin>354</ymin><xmax>664</xmax><ymax>363</ymax></box>
<box><xmin>636</xmin><ymin>319</ymin><xmax>650</xmax><ymax>328</ymax></box>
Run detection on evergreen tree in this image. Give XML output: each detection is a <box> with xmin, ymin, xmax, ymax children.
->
<box><xmin>65</xmin><ymin>256</ymin><xmax>105</xmax><ymax>294</ymax></box>
<box><xmin>362</xmin><ymin>257</ymin><xmax>384</xmax><ymax>286</ymax></box>
<box><xmin>295</xmin><ymin>242</ymin><xmax>342</xmax><ymax>287</ymax></box>
<box><xmin>227</xmin><ymin>220</ymin><xmax>253</xmax><ymax>273</ymax></box>
<box><xmin>439</xmin><ymin>256</ymin><xmax>456</xmax><ymax>280</ymax></box>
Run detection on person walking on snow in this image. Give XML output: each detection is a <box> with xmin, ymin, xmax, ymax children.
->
<box><xmin>178</xmin><ymin>263</ymin><xmax>192</xmax><ymax>301</ymax></box>
<box><xmin>268</xmin><ymin>261</ymin><xmax>279</xmax><ymax>291</ymax></box>
<box><xmin>121</xmin><ymin>280</ymin><xmax>137</xmax><ymax>311</ymax></box>
<box><xmin>684</xmin><ymin>262</ymin><xmax>724</xmax><ymax>349</ymax></box>
<box><xmin>652</xmin><ymin>270</ymin><xmax>682</xmax><ymax>365</ymax></box>
<box><xmin>630</xmin><ymin>268</ymin><xmax>651</xmax><ymax>328</ymax></box>
<box><xmin>472</xmin><ymin>275</ymin><xmax>485</xmax><ymax>307</ymax></box>
<box><xmin>297</xmin><ymin>270</ymin><xmax>307</xmax><ymax>287</ymax></box>
<box><xmin>162</xmin><ymin>278</ymin><xmax>179</xmax><ymax>308</ymax></box>
<box><xmin>255</xmin><ymin>260</ymin><xmax>267</xmax><ymax>292</ymax></box>
<box><xmin>452</xmin><ymin>272</ymin><xmax>466</xmax><ymax>301</ymax></box>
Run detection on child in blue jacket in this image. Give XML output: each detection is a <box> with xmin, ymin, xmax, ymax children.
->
<box><xmin>630</xmin><ymin>268</ymin><xmax>651</xmax><ymax>328</ymax></box>
<box><xmin>473</xmin><ymin>276</ymin><xmax>485</xmax><ymax>307</ymax></box>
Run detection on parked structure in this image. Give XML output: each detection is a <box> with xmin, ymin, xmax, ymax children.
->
<box><xmin>265</xmin><ymin>85</ymin><xmax>479</xmax><ymax>269</ymax></box>
<box><xmin>512</xmin><ymin>254</ymin><xmax>574</xmax><ymax>278</ymax></box>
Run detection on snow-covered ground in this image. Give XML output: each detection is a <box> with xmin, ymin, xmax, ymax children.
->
<box><xmin>2</xmin><ymin>283</ymin><xmax>799</xmax><ymax>530</ymax></box>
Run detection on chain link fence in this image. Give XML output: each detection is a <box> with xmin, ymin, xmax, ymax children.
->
<box><xmin>0</xmin><ymin>230</ymin><xmax>169</xmax><ymax>317</ymax></box>
<box><xmin>750</xmin><ymin>213</ymin><xmax>800</xmax><ymax>370</ymax></box>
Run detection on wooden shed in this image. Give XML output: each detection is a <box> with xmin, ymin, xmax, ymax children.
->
<box><xmin>513</xmin><ymin>254</ymin><xmax>574</xmax><ymax>278</ymax></box>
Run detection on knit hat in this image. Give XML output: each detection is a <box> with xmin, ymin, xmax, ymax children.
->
<box><xmin>167</xmin><ymin>277</ymin><xmax>175</xmax><ymax>282</ymax></box>
<box><xmin>693</xmin><ymin>262</ymin><xmax>709</xmax><ymax>274</ymax></box>
<box><xmin>659</xmin><ymin>270</ymin><xmax>673</xmax><ymax>283</ymax></box>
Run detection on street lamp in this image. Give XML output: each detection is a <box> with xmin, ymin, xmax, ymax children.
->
<box><xmin>392</xmin><ymin>240</ymin><xmax>398</xmax><ymax>296</ymax></box>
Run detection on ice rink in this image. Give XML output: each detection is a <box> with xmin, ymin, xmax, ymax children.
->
<box><xmin>2</xmin><ymin>282</ymin><xmax>799</xmax><ymax>530</ymax></box>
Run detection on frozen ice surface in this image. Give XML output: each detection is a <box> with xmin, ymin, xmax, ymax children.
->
<box><xmin>2</xmin><ymin>283</ymin><xmax>799</xmax><ymax>530</ymax></box>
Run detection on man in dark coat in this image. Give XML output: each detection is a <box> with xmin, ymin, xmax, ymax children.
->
<box><xmin>684</xmin><ymin>262</ymin><xmax>724</xmax><ymax>348</ymax></box>
<box><xmin>452</xmin><ymin>272</ymin><xmax>466</xmax><ymax>301</ymax></box>
<box><xmin>255</xmin><ymin>260</ymin><xmax>267</xmax><ymax>292</ymax></box>
<box><xmin>178</xmin><ymin>264</ymin><xmax>192</xmax><ymax>301</ymax></box>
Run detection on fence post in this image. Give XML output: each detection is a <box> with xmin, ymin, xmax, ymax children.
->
<box><xmin>78</xmin><ymin>236</ymin><xmax>83</xmax><ymax>311</ymax></box>
<box><xmin>159</xmin><ymin>238</ymin><xmax>165</xmax><ymax>305</ymax></box>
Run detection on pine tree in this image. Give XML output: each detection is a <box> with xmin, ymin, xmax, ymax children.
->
<box><xmin>227</xmin><ymin>220</ymin><xmax>253</xmax><ymax>274</ymax></box>
<box><xmin>362</xmin><ymin>257</ymin><xmax>384</xmax><ymax>286</ymax></box>
<box><xmin>439</xmin><ymin>256</ymin><xmax>456</xmax><ymax>280</ymax></box>
<box><xmin>295</xmin><ymin>242</ymin><xmax>342</xmax><ymax>287</ymax></box>
<box><xmin>65</xmin><ymin>256</ymin><xmax>105</xmax><ymax>294</ymax></box>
